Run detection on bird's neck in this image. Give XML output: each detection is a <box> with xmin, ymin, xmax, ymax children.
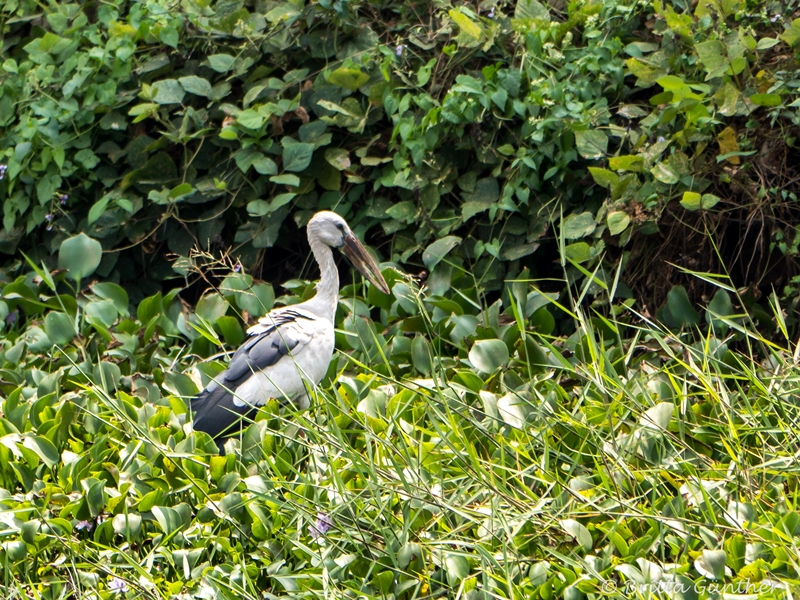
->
<box><xmin>308</xmin><ymin>237</ymin><xmax>339</xmax><ymax>321</ymax></box>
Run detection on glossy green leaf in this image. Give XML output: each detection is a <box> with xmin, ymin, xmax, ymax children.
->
<box><xmin>666</xmin><ymin>285</ymin><xmax>700</xmax><ymax>327</ymax></box>
<box><xmin>469</xmin><ymin>339</ymin><xmax>509</xmax><ymax>373</ymax></box>
<box><xmin>560</xmin><ymin>519</ymin><xmax>593</xmax><ymax>552</ymax></box>
<box><xmin>179</xmin><ymin>75</ymin><xmax>213</xmax><ymax>97</ymax></box>
<box><xmin>327</xmin><ymin>68</ymin><xmax>369</xmax><ymax>91</ymax></box>
<box><xmin>152</xmin><ymin>506</ymin><xmax>184</xmax><ymax>535</ymax></box>
<box><xmin>282</xmin><ymin>142</ymin><xmax>314</xmax><ymax>172</ymax></box>
<box><xmin>422</xmin><ymin>236</ymin><xmax>462</xmax><ymax>269</ymax></box>
<box><xmin>575</xmin><ymin>130</ymin><xmax>608</xmax><ymax>159</ymax></box>
<box><xmin>23</xmin><ymin>436</ymin><xmax>59</xmax><ymax>468</ymax></box>
<box><xmin>58</xmin><ymin>234</ymin><xmax>103</xmax><ymax>281</ymax></box>
<box><xmin>152</xmin><ymin>79</ymin><xmax>185</xmax><ymax>104</ymax></box>
<box><xmin>91</xmin><ymin>283</ymin><xmax>129</xmax><ymax>314</ymax></box>
<box><xmin>44</xmin><ymin>311</ymin><xmax>75</xmax><ymax>345</ymax></box>
<box><xmin>562</xmin><ymin>212</ymin><xmax>596</xmax><ymax>239</ymax></box>
<box><xmin>606</xmin><ymin>211</ymin><xmax>630</xmax><ymax>235</ymax></box>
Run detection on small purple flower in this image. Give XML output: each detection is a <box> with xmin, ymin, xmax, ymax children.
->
<box><xmin>75</xmin><ymin>520</ymin><xmax>92</xmax><ymax>531</ymax></box>
<box><xmin>233</xmin><ymin>263</ymin><xmax>242</xmax><ymax>273</ymax></box>
<box><xmin>108</xmin><ymin>577</ymin><xmax>128</xmax><ymax>593</ymax></box>
<box><xmin>657</xmin><ymin>136</ymin><xmax>666</xmax><ymax>143</ymax></box>
<box><xmin>488</xmin><ymin>7</ymin><xmax>495</xmax><ymax>18</ymax></box>
<box><xmin>60</xmin><ymin>194</ymin><xmax>69</xmax><ymax>205</ymax></box>
<box><xmin>46</xmin><ymin>225</ymin><xmax>52</xmax><ymax>231</ymax></box>
<box><xmin>309</xmin><ymin>512</ymin><xmax>332</xmax><ymax>539</ymax></box>
<box><xmin>5</xmin><ymin>310</ymin><xmax>18</xmax><ymax>326</ymax></box>
<box><xmin>45</xmin><ymin>213</ymin><xmax>53</xmax><ymax>221</ymax></box>
<box><xmin>395</xmin><ymin>44</ymin><xmax>405</xmax><ymax>57</ymax></box>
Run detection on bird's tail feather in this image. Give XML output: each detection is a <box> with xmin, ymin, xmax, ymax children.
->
<box><xmin>191</xmin><ymin>384</ymin><xmax>254</xmax><ymax>445</ymax></box>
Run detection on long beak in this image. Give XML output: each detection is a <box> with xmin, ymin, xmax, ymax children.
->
<box><xmin>342</xmin><ymin>233</ymin><xmax>390</xmax><ymax>294</ymax></box>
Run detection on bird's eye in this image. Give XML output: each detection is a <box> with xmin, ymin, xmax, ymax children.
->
<box><xmin>336</xmin><ymin>222</ymin><xmax>345</xmax><ymax>232</ymax></box>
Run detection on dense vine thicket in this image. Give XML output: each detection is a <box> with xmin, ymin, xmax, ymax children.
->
<box><xmin>1</xmin><ymin>0</ymin><xmax>799</xmax><ymax>307</ymax></box>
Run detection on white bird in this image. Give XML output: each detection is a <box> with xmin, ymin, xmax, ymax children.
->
<box><xmin>191</xmin><ymin>211</ymin><xmax>390</xmax><ymax>444</ymax></box>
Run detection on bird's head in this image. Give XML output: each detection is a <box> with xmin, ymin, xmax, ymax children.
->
<box><xmin>307</xmin><ymin>211</ymin><xmax>390</xmax><ymax>294</ymax></box>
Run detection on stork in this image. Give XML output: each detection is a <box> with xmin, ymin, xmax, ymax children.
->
<box><xmin>191</xmin><ymin>211</ymin><xmax>390</xmax><ymax>447</ymax></box>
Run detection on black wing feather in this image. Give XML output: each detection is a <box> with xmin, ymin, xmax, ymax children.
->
<box><xmin>191</xmin><ymin>310</ymin><xmax>313</xmax><ymax>443</ymax></box>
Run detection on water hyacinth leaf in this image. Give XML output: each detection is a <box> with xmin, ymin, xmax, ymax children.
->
<box><xmin>695</xmin><ymin>549</ymin><xmax>728</xmax><ymax>580</ymax></box>
<box><xmin>667</xmin><ymin>285</ymin><xmax>700</xmax><ymax>326</ymax></box>
<box><xmin>469</xmin><ymin>339</ymin><xmax>509</xmax><ymax>373</ymax></box>
<box><xmin>20</xmin><ymin>520</ymin><xmax>40</xmax><ymax>544</ymax></box>
<box><xmin>706</xmin><ymin>288</ymin><xmax>733</xmax><ymax>332</ymax></box>
<box><xmin>236</xmin><ymin>282</ymin><xmax>275</xmax><ymax>317</ymax></box>
<box><xmin>44</xmin><ymin>311</ymin><xmax>75</xmax><ymax>345</ymax></box>
<box><xmin>94</xmin><ymin>362</ymin><xmax>121</xmax><ymax>392</ymax></box>
<box><xmin>217</xmin><ymin>316</ymin><xmax>245</xmax><ymax>347</ymax></box>
<box><xmin>560</xmin><ymin>519</ymin><xmax>593</xmax><ymax>552</ymax></box>
<box><xmin>398</xmin><ymin>543</ymin><xmax>423</xmax><ymax>569</ymax></box>
<box><xmin>497</xmin><ymin>393</ymin><xmax>529</xmax><ymax>428</ymax></box>
<box><xmin>91</xmin><ymin>283</ymin><xmax>129</xmax><ymax>314</ymax></box>
<box><xmin>411</xmin><ymin>334</ymin><xmax>432</xmax><ymax>374</ymax></box>
<box><xmin>444</xmin><ymin>554</ymin><xmax>470</xmax><ymax>585</ymax></box>
<box><xmin>220</xmin><ymin>272</ymin><xmax>251</xmax><ymax>295</ymax></box>
<box><xmin>85</xmin><ymin>300</ymin><xmax>118</xmax><ymax>328</ymax></box>
<box><xmin>152</xmin><ymin>506</ymin><xmax>184</xmax><ymax>535</ymax></box>
<box><xmin>1</xmin><ymin>541</ymin><xmax>28</xmax><ymax>562</ymax></box>
<box><xmin>112</xmin><ymin>513</ymin><xmax>142</xmax><ymax>537</ymax></box>
<box><xmin>163</xmin><ymin>372</ymin><xmax>199</xmax><ymax>398</ymax></box>
<box><xmin>422</xmin><ymin>236</ymin><xmax>461</xmax><ymax>269</ymax></box>
<box><xmin>196</xmin><ymin>294</ymin><xmax>229</xmax><ymax>323</ymax></box>
<box><xmin>23</xmin><ymin>436</ymin><xmax>59</xmax><ymax>468</ymax></box>
<box><xmin>58</xmin><ymin>233</ymin><xmax>103</xmax><ymax>281</ymax></box>
<box><xmin>640</xmin><ymin>402</ymin><xmax>674</xmax><ymax>430</ymax></box>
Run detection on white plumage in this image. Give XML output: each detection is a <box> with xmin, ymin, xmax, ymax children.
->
<box><xmin>230</xmin><ymin>308</ymin><xmax>334</xmax><ymax>409</ymax></box>
<box><xmin>191</xmin><ymin>211</ymin><xmax>389</xmax><ymax>446</ymax></box>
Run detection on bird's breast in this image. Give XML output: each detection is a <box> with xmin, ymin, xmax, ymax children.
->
<box><xmin>231</xmin><ymin>318</ymin><xmax>335</xmax><ymax>408</ymax></box>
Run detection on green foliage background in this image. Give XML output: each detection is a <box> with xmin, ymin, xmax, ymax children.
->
<box><xmin>2</xmin><ymin>0</ymin><xmax>798</xmax><ymax>301</ymax></box>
